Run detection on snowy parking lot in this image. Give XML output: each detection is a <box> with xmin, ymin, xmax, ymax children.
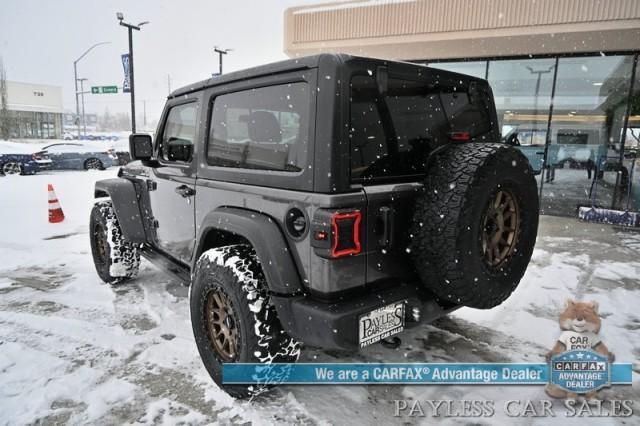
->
<box><xmin>1</xmin><ymin>169</ymin><xmax>639</xmax><ymax>424</ymax></box>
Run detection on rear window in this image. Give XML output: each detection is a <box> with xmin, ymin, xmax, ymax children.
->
<box><xmin>558</xmin><ymin>131</ymin><xmax>590</xmax><ymax>145</ymax></box>
<box><xmin>350</xmin><ymin>75</ymin><xmax>492</xmax><ymax>181</ymax></box>
<box><xmin>207</xmin><ymin>83</ymin><xmax>309</xmax><ymax>172</ymax></box>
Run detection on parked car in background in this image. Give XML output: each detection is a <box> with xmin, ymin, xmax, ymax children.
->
<box><xmin>114</xmin><ymin>151</ymin><xmax>131</xmax><ymax>165</ymax></box>
<box><xmin>502</xmin><ymin>128</ymin><xmax>546</xmax><ymax>174</ymax></box>
<box><xmin>76</xmin><ymin>134</ymin><xmax>120</xmax><ymax>141</ymax></box>
<box><xmin>63</xmin><ymin>132</ymin><xmax>121</xmax><ymax>141</ymax></box>
<box><xmin>0</xmin><ymin>142</ymin><xmax>52</xmax><ymax>176</ymax></box>
<box><xmin>105</xmin><ymin>139</ymin><xmax>132</xmax><ymax>165</ymax></box>
<box><xmin>41</xmin><ymin>143</ymin><xmax>117</xmax><ymax>170</ymax></box>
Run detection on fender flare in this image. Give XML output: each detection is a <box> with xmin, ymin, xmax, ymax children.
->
<box><xmin>194</xmin><ymin>207</ymin><xmax>303</xmax><ymax>296</ymax></box>
<box><xmin>94</xmin><ymin>178</ymin><xmax>147</xmax><ymax>243</ymax></box>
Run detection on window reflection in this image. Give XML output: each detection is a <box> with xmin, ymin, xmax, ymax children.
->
<box><xmin>427</xmin><ymin>61</ymin><xmax>487</xmax><ymax>79</ymax></box>
<box><xmin>544</xmin><ymin>56</ymin><xmax>634</xmax><ymax>215</ymax></box>
<box><xmin>488</xmin><ymin>58</ymin><xmax>555</xmax><ymax>177</ymax></box>
<box><xmin>624</xmin><ymin>61</ymin><xmax>640</xmax><ymax>211</ymax></box>
<box><xmin>426</xmin><ymin>54</ymin><xmax>639</xmax><ymax>217</ymax></box>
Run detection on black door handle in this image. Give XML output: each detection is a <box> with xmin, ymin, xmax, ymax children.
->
<box><xmin>378</xmin><ymin>206</ymin><xmax>395</xmax><ymax>247</ymax></box>
<box><xmin>175</xmin><ymin>185</ymin><xmax>195</xmax><ymax>198</ymax></box>
<box><xmin>536</xmin><ymin>151</ymin><xmax>545</xmax><ymax>155</ymax></box>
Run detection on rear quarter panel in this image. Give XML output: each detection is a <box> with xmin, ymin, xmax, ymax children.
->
<box><xmin>194</xmin><ymin>180</ymin><xmax>367</xmax><ymax>294</ymax></box>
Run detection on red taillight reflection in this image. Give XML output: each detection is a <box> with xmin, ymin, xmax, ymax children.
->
<box><xmin>450</xmin><ymin>131</ymin><xmax>471</xmax><ymax>141</ymax></box>
<box><xmin>330</xmin><ymin>211</ymin><xmax>362</xmax><ymax>258</ymax></box>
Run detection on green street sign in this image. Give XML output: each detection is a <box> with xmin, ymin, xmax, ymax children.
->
<box><xmin>91</xmin><ymin>86</ymin><xmax>118</xmax><ymax>94</ymax></box>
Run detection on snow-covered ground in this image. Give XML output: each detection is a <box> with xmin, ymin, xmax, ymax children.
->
<box><xmin>0</xmin><ymin>170</ymin><xmax>639</xmax><ymax>424</ymax></box>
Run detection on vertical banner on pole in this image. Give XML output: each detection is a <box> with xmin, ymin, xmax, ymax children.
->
<box><xmin>122</xmin><ymin>54</ymin><xmax>131</xmax><ymax>93</ymax></box>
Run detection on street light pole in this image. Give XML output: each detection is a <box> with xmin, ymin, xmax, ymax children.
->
<box><xmin>214</xmin><ymin>47</ymin><xmax>232</xmax><ymax>75</ymax></box>
<box><xmin>73</xmin><ymin>41</ymin><xmax>110</xmax><ymax>140</ymax></box>
<box><xmin>117</xmin><ymin>13</ymin><xmax>148</xmax><ymax>133</ymax></box>
<box><xmin>78</xmin><ymin>78</ymin><xmax>88</xmax><ymax>136</ymax></box>
<box><xmin>74</xmin><ymin>63</ymin><xmax>80</xmax><ymax>139</ymax></box>
<box><xmin>525</xmin><ymin>65</ymin><xmax>554</xmax><ymax>133</ymax></box>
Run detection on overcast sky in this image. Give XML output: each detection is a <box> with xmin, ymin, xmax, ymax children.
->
<box><xmin>0</xmin><ymin>0</ymin><xmax>319</xmax><ymax>124</ymax></box>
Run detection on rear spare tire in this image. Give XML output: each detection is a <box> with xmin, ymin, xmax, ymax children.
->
<box><xmin>411</xmin><ymin>143</ymin><xmax>539</xmax><ymax>309</ymax></box>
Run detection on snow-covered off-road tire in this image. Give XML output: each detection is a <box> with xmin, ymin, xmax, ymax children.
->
<box><xmin>411</xmin><ymin>143</ymin><xmax>539</xmax><ymax>309</ymax></box>
<box><xmin>190</xmin><ymin>244</ymin><xmax>301</xmax><ymax>399</ymax></box>
<box><xmin>89</xmin><ymin>200</ymin><xmax>141</xmax><ymax>284</ymax></box>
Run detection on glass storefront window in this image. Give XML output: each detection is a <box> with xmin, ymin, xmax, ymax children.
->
<box><xmin>543</xmin><ymin>55</ymin><xmax>635</xmax><ymax>215</ymax></box>
<box><xmin>624</xmin><ymin>59</ymin><xmax>640</xmax><ymax>211</ymax></box>
<box><xmin>9</xmin><ymin>110</ymin><xmax>62</xmax><ymax>139</ymax></box>
<box><xmin>427</xmin><ymin>61</ymin><xmax>487</xmax><ymax>79</ymax></box>
<box><xmin>487</xmin><ymin>58</ymin><xmax>556</xmax><ymax>176</ymax></box>
<box><xmin>423</xmin><ymin>53</ymin><xmax>640</xmax><ymax>217</ymax></box>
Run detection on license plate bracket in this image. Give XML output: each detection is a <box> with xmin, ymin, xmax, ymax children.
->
<box><xmin>358</xmin><ymin>301</ymin><xmax>405</xmax><ymax>348</ymax></box>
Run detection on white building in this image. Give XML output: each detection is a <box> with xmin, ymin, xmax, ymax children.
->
<box><xmin>5</xmin><ymin>81</ymin><xmax>63</xmax><ymax>139</ymax></box>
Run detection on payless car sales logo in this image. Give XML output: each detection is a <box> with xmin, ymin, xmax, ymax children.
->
<box><xmin>550</xmin><ymin>350</ymin><xmax>610</xmax><ymax>393</ymax></box>
<box><xmin>358</xmin><ymin>302</ymin><xmax>405</xmax><ymax>348</ymax></box>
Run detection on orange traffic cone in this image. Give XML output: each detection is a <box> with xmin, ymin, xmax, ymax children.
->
<box><xmin>48</xmin><ymin>183</ymin><xmax>65</xmax><ymax>223</ymax></box>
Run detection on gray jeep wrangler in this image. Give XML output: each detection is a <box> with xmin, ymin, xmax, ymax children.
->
<box><xmin>90</xmin><ymin>54</ymin><xmax>539</xmax><ymax>398</ymax></box>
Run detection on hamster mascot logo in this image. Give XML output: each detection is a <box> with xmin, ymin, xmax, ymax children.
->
<box><xmin>545</xmin><ymin>299</ymin><xmax>614</xmax><ymax>400</ymax></box>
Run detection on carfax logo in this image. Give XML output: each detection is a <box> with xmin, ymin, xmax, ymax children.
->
<box><xmin>545</xmin><ymin>299</ymin><xmax>615</xmax><ymax>399</ymax></box>
<box><xmin>550</xmin><ymin>350</ymin><xmax>610</xmax><ymax>393</ymax></box>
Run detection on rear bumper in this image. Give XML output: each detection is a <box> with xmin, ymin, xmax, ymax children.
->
<box><xmin>35</xmin><ymin>160</ymin><xmax>52</xmax><ymax>170</ymax></box>
<box><xmin>271</xmin><ymin>283</ymin><xmax>459</xmax><ymax>351</ymax></box>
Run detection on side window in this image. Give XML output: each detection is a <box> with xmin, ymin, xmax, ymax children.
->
<box><xmin>207</xmin><ymin>83</ymin><xmax>309</xmax><ymax>172</ymax></box>
<box><xmin>160</xmin><ymin>103</ymin><xmax>197</xmax><ymax>163</ymax></box>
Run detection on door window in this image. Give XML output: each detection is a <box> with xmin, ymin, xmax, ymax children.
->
<box><xmin>160</xmin><ymin>103</ymin><xmax>197</xmax><ymax>163</ymax></box>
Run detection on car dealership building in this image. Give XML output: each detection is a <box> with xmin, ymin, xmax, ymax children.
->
<box><xmin>4</xmin><ymin>80</ymin><xmax>64</xmax><ymax>139</ymax></box>
<box><xmin>284</xmin><ymin>0</ymin><xmax>640</xmax><ymax>216</ymax></box>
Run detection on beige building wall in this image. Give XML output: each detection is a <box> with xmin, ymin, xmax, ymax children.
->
<box><xmin>284</xmin><ymin>0</ymin><xmax>640</xmax><ymax>60</ymax></box>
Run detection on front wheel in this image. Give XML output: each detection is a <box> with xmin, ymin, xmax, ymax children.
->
<box><xmin>2</xmin><ymin>162</ymin><xmax>22</xmax><ymax>175</ymax></box>
<box><xmin>190</xmin><ymin>245</ymin><xmax>301</xmax><ymax>399</ymax></box>
<box><xmin>89</xmin><ymin>201</ymin><xmax>140</xmax><ymax>284</ymax></box>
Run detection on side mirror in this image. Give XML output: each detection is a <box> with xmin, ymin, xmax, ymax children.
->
<box><xmin>129</xmin><ymin>133</ymin><xmax>153</xmax><ymax>161</ymax></box>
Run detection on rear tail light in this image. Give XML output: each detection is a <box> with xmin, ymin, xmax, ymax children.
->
<box><xmin>330</xmin><ymin>211</ymin><xmax>362</xmax><ymax>258</ymax></box>
<box><xmin>33</xmin><ymin>151</ymin><xmax>49</xmax><ymax>161</ymax></box>
<box><xmin>450</xmin><ymin>131</ymin><xmax>471</xmax><ymax>141</ymax></box>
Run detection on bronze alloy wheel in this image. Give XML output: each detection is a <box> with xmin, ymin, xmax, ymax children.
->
<box><xmin>205</xmin><ymin>289</ymin><xmax>239</xmax><ymax>362</ymax></box>
<box><xmin>481</xmin><ymin>188</ymin><xmax>521</xmax><ymax>269</ymax></box>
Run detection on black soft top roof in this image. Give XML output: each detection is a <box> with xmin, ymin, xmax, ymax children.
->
<box><xmin>169</xmin><ymin>54</ymin><xmax>339</xmax><ymax>98</ymax></box>
<box><xmin>168</xmin><ymin>53</ymin><xmax>487</xmax><ymax>98</ymax></box>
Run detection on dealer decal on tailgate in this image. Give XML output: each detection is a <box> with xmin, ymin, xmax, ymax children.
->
<box><xmin>358</xmin><ymin>301</ymin><xmax>405</xmax><ymax>348</ymax></box>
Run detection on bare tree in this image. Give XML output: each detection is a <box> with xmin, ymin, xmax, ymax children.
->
<box><xmin>0</xmin><ymin>57</ymin><xmax>10</xmax><ymax>140</ymax></box>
